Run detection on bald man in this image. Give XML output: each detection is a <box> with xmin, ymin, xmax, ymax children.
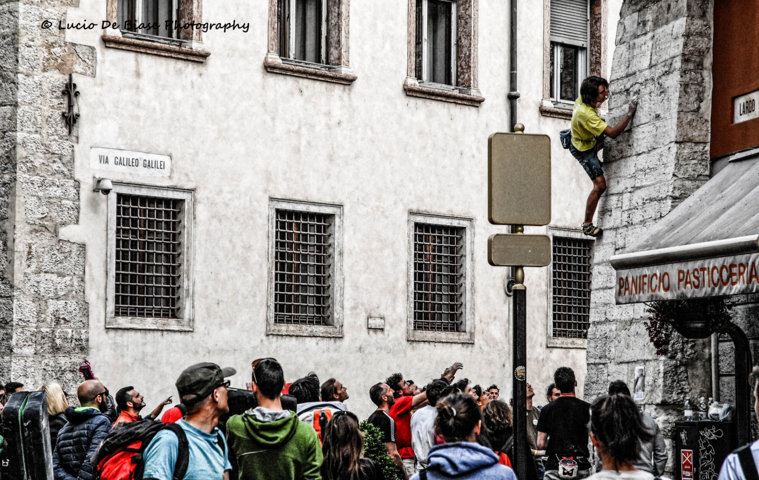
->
<box><xmin>53</xmin><ymin>380</ymin><xmax>112</xmax><ymax>480</ymax></box>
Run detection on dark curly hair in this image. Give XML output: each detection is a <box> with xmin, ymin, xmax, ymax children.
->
<box><xmin>580</xmin><ymin>76</ymin><xmax>609</xmax><ymax>105</ymax></box>
<box><xmin>591</xmin><ymin>394</ymin><xmax>653</xmax><ymax>469</ymax></box>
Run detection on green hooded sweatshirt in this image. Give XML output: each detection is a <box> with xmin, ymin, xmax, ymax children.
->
<box><xmin>226</xmin><ymin>407</ymin><xmax>322</xmax><ymax>480</ymax></box>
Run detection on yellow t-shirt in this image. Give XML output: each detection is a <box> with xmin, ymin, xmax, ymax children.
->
<box><xmin>570</xmin><ymin>97</ymin><xmax>608</xmax><ymax>151</ymax></box>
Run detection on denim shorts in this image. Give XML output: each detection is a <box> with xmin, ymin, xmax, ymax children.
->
<box><xmin>569</xmin><ymin>137</ymin><xmax>604</xmax><ymax>180</ymax></box>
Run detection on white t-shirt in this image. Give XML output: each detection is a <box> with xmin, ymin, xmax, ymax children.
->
<box><xmin>586</xmin><ymin>469</ymin><xmax>655</xmax><ymax>480</ymax></box>
<box><xmin>410</xmin><ymin>405</ymin><xmax>437</xmax><ymax>470</ymax></box>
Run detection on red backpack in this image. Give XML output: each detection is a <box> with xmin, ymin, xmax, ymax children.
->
<box><xmin>93</xmin><ymin>420</ymin><xmax>190</xmax><ymax>480</ymax></box>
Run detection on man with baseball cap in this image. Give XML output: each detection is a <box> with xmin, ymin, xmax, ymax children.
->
<box><xmin>143</xmin><ymin>362</ymin><xmax>236</xmax><ymax>480</ymax></box>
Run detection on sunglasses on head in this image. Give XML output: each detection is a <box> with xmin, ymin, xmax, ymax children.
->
<box><xmin>251</xmin><ymin>357</ymin><xmax>276</xmax><ymax>385</ymax></box>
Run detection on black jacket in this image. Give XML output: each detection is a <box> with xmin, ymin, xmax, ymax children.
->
<box><xmin>52</xmin><ymin>407</ymin><xmax>111</xmax><ymax>480</ymax></box>
<box><xmin>49</xmin><ymin>412</ymin><xmax>68</xmax><ymax>451</ymax></box>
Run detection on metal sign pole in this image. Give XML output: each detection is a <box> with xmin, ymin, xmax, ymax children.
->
<box><xmin>512</xmin><ymin>259</ymin><xmax>529</xmax><ymax>480</ymax></box>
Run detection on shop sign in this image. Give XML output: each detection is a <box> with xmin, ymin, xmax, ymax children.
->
<box><xmin>734</xmin><ymin>90</ymin><xmax>759</xmax><ymax>124</ymax></box>
<box><xmin>615</xmin><ymin>252</ymin><xmax>759</xmax><ymax>304</ymax></box>
<box><xmin>90</xmin><ymin>147</ymin><xmax>171</xmax><ymax>177</ymax></box>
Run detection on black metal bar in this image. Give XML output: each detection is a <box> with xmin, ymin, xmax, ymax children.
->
<box><xmin>721</xmin><ymin>321</ymin><xmax>752</xmax><ymax>446</ymax></box>
<box><xmin>512</xmin><ymin>284</ymin><xmax>528</xmax><ymax>480</ymax></box>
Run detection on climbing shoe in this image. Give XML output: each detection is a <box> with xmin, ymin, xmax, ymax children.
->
<box><xmin>582</xmin><ymin>223</ymin><xmax>603</xmax><ymax>237</ymax></box>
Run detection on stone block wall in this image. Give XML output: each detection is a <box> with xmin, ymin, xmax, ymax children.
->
<box><xmin>0</xmin><ymin>0</ymin><xmax>95</xmax><ymax>394</ymax></box>
<box><xmin>586</xmin><ymin>0</ymin><xmax>714</xmax><ymax>469</ymax></box>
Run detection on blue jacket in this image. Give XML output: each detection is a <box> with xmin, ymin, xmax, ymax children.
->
<box><xmin>411</xmin><ymin>442</ymin><xmax>518</xmax><ymax>480</ymax></box>
<box><xmin>52</xmin><ymin>407</ymin><xmax>111</xmax><ymax>480</ymax></box>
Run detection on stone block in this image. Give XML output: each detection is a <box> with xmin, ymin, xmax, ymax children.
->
<box><xmin>12</xmin><ymin>297</ymin><xmax>38</xmax><ymax>327</ymax></box>
<box><xmin>18</xmin><ymin>46</ymin><xmax>43</xmax><ymax>73</ymax></box>
<box><xmin>24</xmin><ymin>196</ymin><xmax>79</xmax><ymax>225</ymax></box>
<box><xmin>719</xmin><ymin>341</ymin><xmax>735</xmax><ymax>375</ymax></box>
<box><xmin>23</xmin><ymin>272</ymin><xmax>84</xmax><ymax>299</ymax></box>
<box><xmin>719</xmin><ymin>376</ymin><xmax>734</xmax><ymax>404</ymax></box>
<box><xmin>46</xmin><ymin>300</ymin><xmax>88</xmax><ymax>329</ymax></box>
<box><xmin>72</xmin><ymin>43</ymin><xmax>97</xmax><ymax>77</ymax></box>
<box><xmin>18</xmin><ymin>153</ymin><xmax>74</xmax><ymax>178</ymax></box>
<box><xmin>19</xmin><ymin>175</ymin><xmax>78</xmax><ymax>200</ymax></box>
<box><xmin>584</xmin><ymin>363</ymin><xmax>609</xmax><ymax>399</ymax></box>
<box><xmin>27</xmin><ymin>239</ymin><xmax>85</xmax><ymax>275</ymax></box>
<box><xmin>629</xmin><ymin>36</ymin><xmax>654</xmax><ymax>72</ymax></box>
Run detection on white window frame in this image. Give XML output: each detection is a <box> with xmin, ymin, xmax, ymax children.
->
<box><xmin>550</xmin><ymin>42</ymin><xmax>587</xmax><ymax>104</ymax></box>
<box><xmin>106</xmin><ymin>182</ymin><xmax>194</xmax><ymax>331</ymax></box>
<box><xmin>418</xmin><ymin>0</ymin><xmax>458</xmax><ymax>87</ymax></box>
<box><xmin>407</xmin><ymin>212</ymin><xmax>474</xmax><ymax>344</ymax></box>
<box><xmin>546</xmin><ymin>227</ymin><xmax>593</xmax><ymax>349</ymax></box>
<box><xmin>267</xmin><ymin>198</ymin><xmax>343</xmax><ymax>338</ymax></box>
<box><xmin>281</xmin><ymin>0</ymin><xmax>328</xmax><ymax>65</ymax></box>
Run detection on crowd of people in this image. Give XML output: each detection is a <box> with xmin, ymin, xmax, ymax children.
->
<box><xmin>3</xmin><ymin>360</ymin><xmax>759</xmax><ymax>480</ymax></box>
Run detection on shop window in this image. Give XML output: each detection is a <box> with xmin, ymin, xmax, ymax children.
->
<box><xmin>107</xmin><ymin>184</ymin><xmax>194</xmax><ymax>330</ymax></box>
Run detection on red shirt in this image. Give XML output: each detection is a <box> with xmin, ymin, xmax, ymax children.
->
<box><xmin>113</xmin><ymin>410</ymin><xmax>140</xmax><ymax>425</ymax></box>
<box><xmin>160</xmin><ymin>406</ymin><xmax>184</xmax><ymax>423</ymax></box>
<box><xmin>389</xmin><ymin>395</ymin><xmax>415</xmax><ymax>459</ymax></box>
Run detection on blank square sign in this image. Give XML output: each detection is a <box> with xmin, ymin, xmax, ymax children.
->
<box><xmin>488</xmin><ymin>133</ymin><xmax>551</xmax><ymax>226</ymax></box>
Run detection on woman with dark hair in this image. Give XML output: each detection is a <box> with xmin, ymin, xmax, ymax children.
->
<box><xmin>321</xmin><ymin>410</ymin><xmax>382</xmax><ymax>480</ymax></box>
<box><xmin>587</xmin><ymin>394</ymin><xmax>654</xmax><ymax>480</ymax></box>
<box><xmin>479</xmin><ymin>400</ymin><xmax>514</xmax><ymax>467</ymax></box>
<box><xmin>412</xmin><ymin>393</ymin><xmax>516</xmax><ymax>480</ymax></box>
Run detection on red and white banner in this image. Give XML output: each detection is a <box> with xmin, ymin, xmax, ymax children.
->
<box><xmin>615</xmin><ymin>253</ymin><xmax>759</xmax><ymax>304</ymax></box>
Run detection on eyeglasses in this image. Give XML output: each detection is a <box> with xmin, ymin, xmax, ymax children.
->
<box><xmin>216</xmin><ymin>380</ymin><xmax>231</xmax><ymax>389</ymax></box>
<box><xmin>96</xmin><ymin>389</ymin><xmax>109</xmax><ymax>398</ymax></box>
<box><xmin>251</xmin><ymin>357</ymin><xmax>276</xmax><ymax>385</ymax></box>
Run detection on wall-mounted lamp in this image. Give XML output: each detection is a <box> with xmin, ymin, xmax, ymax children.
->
<box><xmin>93</xmin><ymin>178</ymin><xmax>113</xmax><ymax>195</ymax></box>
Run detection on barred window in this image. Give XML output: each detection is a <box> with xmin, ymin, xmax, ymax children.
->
<box><xmin>107</xmin><ymin>184</ymin><xmax>194</xmax><ymax>330</ymax></box>
<box><xmin>552</xmin><ymin>236</ymin><xmax>593</xmax><ymax>338</ymax></box>
<box><xmin>273</xmin><ymin>209</ymin><xmax>334</xmax><ymax>326</ymax></box>
<box><xmin>115</xmin><ymin>194</ymin><xmax>183</xmax><ymax>318</ymax></box>
<box><xmin>413</xmin><ymin>223</ymin><xmax>465</xmax><ymax>332</ymax></box>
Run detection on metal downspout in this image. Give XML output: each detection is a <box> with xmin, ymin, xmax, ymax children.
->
<box><xmin>508</xmin><ymin>0</ymin><xmax>520</xmax><ymax>131</ymax></box>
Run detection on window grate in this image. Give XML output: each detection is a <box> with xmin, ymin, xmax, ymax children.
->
<box><xmin>552</xmin><ymin>236</ymin><xmax>593</xmax><ymax>338</ymax></box>
<box><xmin>413</xmin><ymin>223</ymin><xmax>465</xmax><ymax>332</ymax></box>
<box><xmin>115</xmin><ymin>194</ymin><xmax>183</xmax><ymax>318</ymax></box>
<box><xmin>274</xmin><ymin>209</ymin><xmax>334</xmax><ymax>325</ymax></box>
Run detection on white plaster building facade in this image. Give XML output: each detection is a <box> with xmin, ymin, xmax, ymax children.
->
<box><xmin>2</xmin><ymin>0</ymin><xmax>621</xmax><ymax>418</ymax></box>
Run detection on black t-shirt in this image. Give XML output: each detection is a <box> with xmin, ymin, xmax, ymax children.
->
<box><xmin>367</xmin><ymin>410</ymin><xmax>396</xmax><ymax>443</ymax></box>
<box><xmin>536</xmin><ymin>396</ymin><xmax>591</xmax><ymax>469</ymax></box>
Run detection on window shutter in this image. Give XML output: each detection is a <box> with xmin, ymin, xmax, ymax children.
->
<box><xmin>550</xmin><ymin>0</ymin><xmax>588</xmax><ymax>47</ymax></box>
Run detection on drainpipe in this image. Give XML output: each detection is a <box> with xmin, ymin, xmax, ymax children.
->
<box><xmin>508</xmin><ymin>0</ymin><xmax>520</xmax><ymax>132</ymax></box>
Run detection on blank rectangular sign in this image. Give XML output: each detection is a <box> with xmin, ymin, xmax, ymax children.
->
<box><xmin>488</xmin><ymin>234</ymin><xmax>551</xmax><ymax>267</ymax></box>
<box><xmin>488</xmin><ymin>133</ymin><xmax>551</xmax><ymax>226</ymax></box>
